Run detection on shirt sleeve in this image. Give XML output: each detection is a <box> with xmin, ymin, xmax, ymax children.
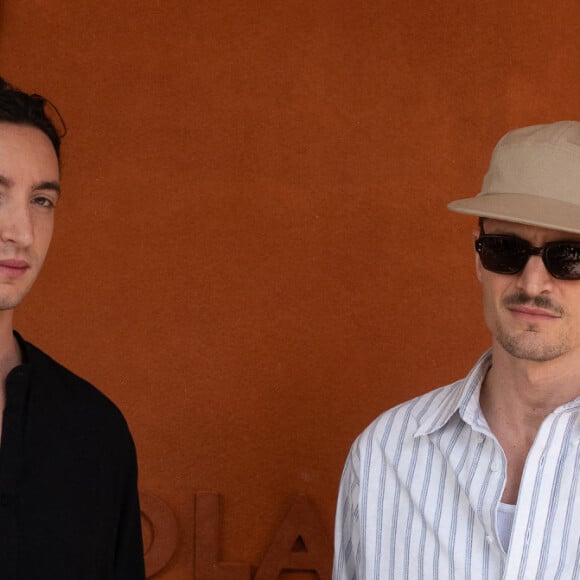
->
<box><xmin>333</xmin><ymin>442</ymin><xmax>362</xmax><ymax>580</ymax></box>
<box><xmin>114</xmin><ymin>431</ymin><xmax>146</xmax><ymax>580</ymax></box>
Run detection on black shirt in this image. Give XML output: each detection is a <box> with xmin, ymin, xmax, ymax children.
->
<box><xmin>0</xmin><ymin>334</ymin><xmax>145</xmax><ymax>579</ymax></box>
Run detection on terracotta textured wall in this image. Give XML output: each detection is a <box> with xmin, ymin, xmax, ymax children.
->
<box><xmin>2</xmin><ymin>1</ymin><xmax>580</xmax><ymax>577</ymax></box>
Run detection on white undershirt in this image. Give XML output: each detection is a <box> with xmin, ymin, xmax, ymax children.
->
<box><xmin>497</xmin><ymin>502</ymin><xmax>516</xmax><ymax>551</ymax></box>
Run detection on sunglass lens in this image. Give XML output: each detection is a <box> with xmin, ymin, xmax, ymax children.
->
<box><xmin>546</xmin><ymin>244</ymin><xmax>580</xmax><ymax>280</ymax></box>
<box><xmin>477</xmin><ymin>236</ymin><xmax>528</xmax><ymax>274</ymax></box>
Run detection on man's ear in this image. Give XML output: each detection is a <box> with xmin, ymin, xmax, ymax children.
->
<box><xmin>473</xmin><ymin>230</ymin><xmax>483</xmax><ymax>282</ymax></box>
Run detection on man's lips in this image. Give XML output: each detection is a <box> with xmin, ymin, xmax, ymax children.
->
<box><xmin>0</xmin><ymin>259</ymin><xmax>30</xmax><ymax>278</ymax></box>
<box><xmin>508</xmin><ymin>305</ymin><xmax>560</xmax><ymax>320</ymax></box>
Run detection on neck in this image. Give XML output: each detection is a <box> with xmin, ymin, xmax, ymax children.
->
<box><xmin>479</xmin><ymin>345</ymin><xmax>580</xmax><ymax>504</ymax></box>
<box><xmin>481</xmin><ymin>346</ymin><xmax>580</xmax><ymax>435</ymax></box>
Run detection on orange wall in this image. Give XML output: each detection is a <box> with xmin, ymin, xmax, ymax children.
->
<box><xmin>2</xmin><ymin>1</ymin><xmax>580</xmax><ymax>577</ymax></box>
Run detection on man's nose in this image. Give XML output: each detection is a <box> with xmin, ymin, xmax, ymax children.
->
<box><xmin>515</xmin><ymin>255</ymin><xmax>554</xmax><ymax>294</ymax></box>
<box><xmin>0</xmin><ymin>200</ymin><xmax>34</xmax><ymax>247</ymax></box>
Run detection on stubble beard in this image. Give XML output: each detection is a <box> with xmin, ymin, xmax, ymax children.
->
<box><xmin>495</xmin><ymin>323</ymin><xmax>569</xmax><ymax>362</ymax></box>
<box><xmin>495</xmin><ymin>292</ymin><xmax>569</xmax><ymax>363</ymax></box>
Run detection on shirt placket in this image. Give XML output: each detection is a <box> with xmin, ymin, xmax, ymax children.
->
<box><xmin>0</xmin><ymin>365</ymin><xmax>29</xmax><ymax>578</ymax></box>
<box><xmin>502</xmin><ymin>410</ymin><xmax>576</xmax><ymax>579</ymax></box>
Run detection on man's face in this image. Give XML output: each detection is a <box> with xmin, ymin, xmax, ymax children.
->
<box><xmin>0</xmin><ymin>122</ymin><xmax>59</xmax><ymax>311</ymax></box>
<box><xmin>476</xmin><ymin>218</ymin><xmax>580</xmax><ymax>363</ymax></box>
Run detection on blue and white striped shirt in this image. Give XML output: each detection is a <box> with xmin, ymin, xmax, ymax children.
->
<box><xmin>333</xmin><ymin>351</ymin><xmax>580</xmax><ymax>579</ymax></box>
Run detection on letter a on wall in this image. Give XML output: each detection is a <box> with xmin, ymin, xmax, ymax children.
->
<box><xmin>255</xmin><ymin>495</ymin><xmax>332</xmax><ymax>580</ymax></box>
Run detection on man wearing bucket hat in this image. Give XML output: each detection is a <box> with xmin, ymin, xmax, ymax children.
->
<box><xmin>333</xmin><ymin>121</ymin><xmax>580</xmax><ymax>578</ymax></box>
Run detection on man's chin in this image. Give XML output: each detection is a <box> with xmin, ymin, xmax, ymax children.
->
<box><xmin>498</xmin><ymin>336</ymin><xmax>567</xmax><ymax>363</ymax></box>
<box><xmin>0</xmin><ymin>293</ymin><xmax>30</xmax><ymax>312</ymax></box>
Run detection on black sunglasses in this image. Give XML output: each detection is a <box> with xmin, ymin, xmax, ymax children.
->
<box><xmin>475</xmin><ymin>234</ymin><xmax>580</xmax><ymax>280</ymax></box>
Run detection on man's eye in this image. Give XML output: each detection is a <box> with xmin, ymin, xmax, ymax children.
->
<box><xmin>32</xmin><ymin>196</ymin><xmax>56</xmax><ymax>208</ymax></box>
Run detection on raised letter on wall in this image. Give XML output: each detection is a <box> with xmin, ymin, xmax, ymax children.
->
<box><xmin>255</xmin><ymin>495</ymin><xmax>332</xmax><ymax>580</ymax></box>
<box><xmin>195</xmin><ymin>492</ymin><xmax>253</xmax><ymax>580</ymax></box>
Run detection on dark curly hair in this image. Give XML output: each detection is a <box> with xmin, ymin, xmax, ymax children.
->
<box><xmin>0</xmin><ymin>77</ymin><xmax>65</xmax><ymax>161</ymax></box>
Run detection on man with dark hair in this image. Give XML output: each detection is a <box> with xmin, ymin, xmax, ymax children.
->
<box><xmin>0</xmin><ymin>77</ymin><xmax>145</xmax><ymax>578</ymax></box>
<box><xmin>334</xmin><ymin>121</ymin><xmax>580</xmax><ymax>578</ymax></box>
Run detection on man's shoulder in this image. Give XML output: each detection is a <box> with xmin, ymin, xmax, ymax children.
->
<box><xmin>19</xmin><ymin>336</ymin><xmax>132</xmax><ymax>437</ymax></box>
<box><xmin>357</xmin><ymin>353</ymin><xmax>491</xmax><ymax>446</ymax></box>
<box><xmin>355</xmin><ymin>379</ymin><xmax>464</xmax><ymax>448</ymax></box>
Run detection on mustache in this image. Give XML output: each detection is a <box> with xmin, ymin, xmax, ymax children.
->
<box><xmin>503</xmin><ymin>292</ymin><xmax>564</xmax><ymax>316</ymax></box>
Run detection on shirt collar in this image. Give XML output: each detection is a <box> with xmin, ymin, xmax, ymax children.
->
<box><xmin>414</xmin><ymin>350</ymin><xmax>492</xmax><ymax>437</ymax></box>
<box><xmin>13</xmin><ymin>331</ymin><xmax>32</xmax><ymax>365</ymax></box>
<box><xmin>413</xmin><ymin>349</ymin><xmax>580</xmax><ymax>437</ymax></box>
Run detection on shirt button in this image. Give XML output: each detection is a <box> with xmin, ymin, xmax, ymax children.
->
<box><xmin>539</xmin><ymin>454</ymin><xmax>545</xmax><ymax>466</ymax></box>
<box><xmin>478</xmin><ymin>434</ymin><xmax>485</xmax><ymax>443</ymax></box>
<box><xmin>486</xmin><ymin>535</ymin><xmax>494</xmax><ymax>544</ymax></box>
<box><xmin>490</xmin><ymin>462</ymin><xmax>499</xmax><ymax>472</ymax></box>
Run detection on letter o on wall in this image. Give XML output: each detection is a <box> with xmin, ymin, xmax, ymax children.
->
<box><xmin>140</xmin><ymin>490</ymin><xmax>179</xmax><ymax>577</ymax></box>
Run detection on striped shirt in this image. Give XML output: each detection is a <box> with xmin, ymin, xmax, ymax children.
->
<box><xmin>333</xmin><ymin>351</ymin><xmax>580</xmax><ymax>579</ymax></box>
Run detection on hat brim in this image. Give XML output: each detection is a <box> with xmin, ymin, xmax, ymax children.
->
<box><xmin>448</xmin><ymin>193</ymin><xmax>580</xmax><ymax>235</ymax></box>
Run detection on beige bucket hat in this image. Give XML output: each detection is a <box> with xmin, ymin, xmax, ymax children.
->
<box><xmin>448</xmin><ymin>121</ymin><xmax>580</xmax><ymax>234</ymax></box>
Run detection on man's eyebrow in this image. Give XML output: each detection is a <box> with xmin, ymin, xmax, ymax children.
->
<box><xmin>0</xmin><ymin>175</ymin><xmax>61</xmax><ymax>196</ymax></box>
<box><xmin>33</xmin><ymin>180</ymin><xmax>61</xmax><ymax>196</ymax></box>
<box><xmin>0</xmin><ymin>175</ymin><xmax>13</xmax><ymax>188</ymax></box>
